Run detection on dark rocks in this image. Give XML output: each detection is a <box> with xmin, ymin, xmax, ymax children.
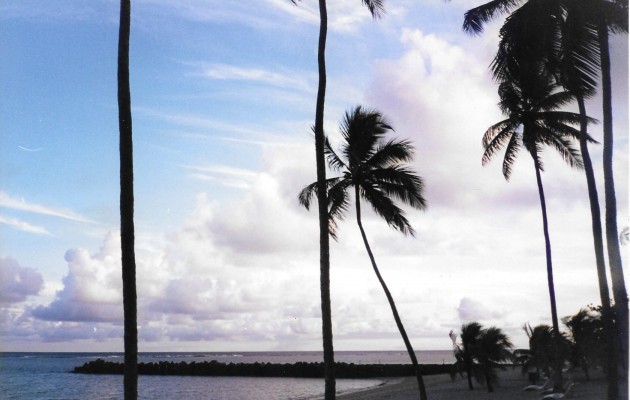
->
<box><xmin>73</xmin><ymin>359</ymin><xmax>451</xmax><ymax>378</ymax></box>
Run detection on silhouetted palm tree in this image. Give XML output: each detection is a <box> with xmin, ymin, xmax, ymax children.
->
<box><xmin>452</xmin><ymin>322</ymin><xmax>483</xmax><ymax>390</ymax></box>
<box><xmin>481</xmin><ymin>69</ymin><xmax>584</xmax><ymax>391</ymax></box>
<box><xmin>563</xmin><ymin>307</ymin><xmax>607</xmax><ymax>380</ymax></box>
<box><xmin>299</xmin><ymin>106</ymin><xmax>428</xmax><ymax>400</ymax></box>
<box><xmin>595</xmin><ymin>5</ymin><xmax>629</xmax><ymax>395</ymax></box>
<box><xmin>476</xmin><ymin>327</ymin><xmax>514</xmax><ymax>393</ymax></box>
<box><xmin>117</xmin><ymin>0</ymin><xmax>138</xmax><ymax>399</ymax></box>
<box><xmin>464</xmin><ymin>1</ymin><xmax>628</xmax><ymax>395</ymax></box>
<box><xmin>291</xmin><ymin>2</ymin><xmax>384</xmax><ymax>399</ymax></box>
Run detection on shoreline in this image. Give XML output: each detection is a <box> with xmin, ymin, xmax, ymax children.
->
<box><xmin>329</xmin><ymin>368</ymin><xmax>608</xmax><ymax>400</ymax></box>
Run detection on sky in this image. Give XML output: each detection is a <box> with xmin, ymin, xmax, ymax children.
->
<box><xmin>0</xmin><ymin>0</ymin><xmax>628</xmax><ymax>353</ymax></box>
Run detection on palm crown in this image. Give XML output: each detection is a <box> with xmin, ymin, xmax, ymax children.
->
<box><xmin>299</xmin><ymin>106</ymin><xmax>426</xmax><ymax>238</ymax></box>
<box><xmin>482</xmin><ymin>76</ymin><xmax>587</xmax><ymax>179</ymax></box>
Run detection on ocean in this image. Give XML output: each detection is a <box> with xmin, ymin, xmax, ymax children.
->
<box><xmin>0</xmin><ymin>351</ymin><xmax>455</xmax><ymax>399</ymax></box>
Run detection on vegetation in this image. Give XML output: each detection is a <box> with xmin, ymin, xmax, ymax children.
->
<box><xmin>117</xmin><ymin>0</ymin><xmax>138</xmax><ymax>399</ymax></box>
<box><xmin>563</xmin><ymin>306</ymin><xmax>609</xmax><ymax>380</ymax></box>
<box><xmin>463</xmin><ymin>0</ymin><xmax>628</xmax><ymax>396</ymax></box>
<box><xmin>299</xmin><ymin>106</ymin><xmax>428</xmax><ymax>400</ymax></box>
<box><xmin>451</xmin><ymin>322</ymin><xmax>513</xmax><ymax>392</ymax></box>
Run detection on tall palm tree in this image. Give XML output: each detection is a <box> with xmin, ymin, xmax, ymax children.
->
<box><xmin>596</xmin><ymin>5</ymin><xmax>629</xmax><ymax>394</ymax></box>
<box><xmin>476</xmin><ymin>327</ymin><xmax>514</xmax><ymax>393</ymax></box>
<box><xmin>481</xmin><ymin>71</ymin><xmax>584</xmax><ymax>392</ymax></box>
<box><xmin>464</xmin><ymin>1</ymin><xmax>628</xmax><ymax>395</ymax></box>
<box><xmin>117</xmin><ymin>0</ymin><xmax>138</xmax><ymax>399</ymax></box>
<box><xmin>291</xmin><ymin>2</ymin><xmax>384</xmax><ymax>399</ymax></box>
<box><xmin>299</xmin><ymin>106</ymin><xmax>428</xmax><ymax>400</ymax></box>
<box><xmin>452</xmin><ymin>322</ymin><xmax>483</xmax><ymax>390</ymax></box>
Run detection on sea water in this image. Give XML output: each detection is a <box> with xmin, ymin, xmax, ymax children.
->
<box><xmin>0</xmin><ymin>351</ymin><xmax>455</xmax><ymax>399</ymax></box>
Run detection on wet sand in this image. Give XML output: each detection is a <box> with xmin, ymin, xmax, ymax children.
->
<box><xmin>336</xmin><ymin>368</ymin><xmax>608</xmax><ymax>400</ymax></box>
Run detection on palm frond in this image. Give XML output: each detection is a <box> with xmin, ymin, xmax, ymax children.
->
<box><xmin>327</xmin><ymin>179</ymin><xmax>352</xmax><ymax>240</ymax></box>
<box><xmin>501</xmin><ymin>133</ymin><xmax>522</xmax><ymax>180</ymax></box>
<box><xmin>362</xmin><ymin>0</ymin><xmax>385</xmax><ymax>18</ymax></box>
<box><xmin>341</xmin><ymin>106</ymin><xmax>393</xmax><ymax>168</ymax></box>
<box><xmin>360</xmin><ymin>184</ymin><xmax>415</xmax><ymax>236</ymax></box>
<box><xmin>482</xmin><ymin>122</ymin><xmax>517</xmax><ymax>167</ymax></box>
<box><xmin>298</xmin><ymin>177</ymin><xmax>344</xmax><ymax>210</ymax></box>
<box><xmin>370</xmin><ymin>166</ymin><xmax>427</xmax><ymax>210</ymax></box>
<box><xmin>538</xmin><ymin>128</ymin><xmax>584</xmax><ymax>169</ymax></box>
<box><xmin>367</xmin><ymin>139</ymin><xmax>415</xmax><ymax>169</ymax></box>
<box><xmin>324</xmin><ymin>136</ymin><xmax>347</xmax><ymax>171</ymax></box>
<box><xmin>482</xmin><ymin>119</ymin><xmax>512</xmax><ymax>147</ymax></box>
<box><xmin>298</xmin><ymin>181</ymin><xmax>318</xmax><ymax>210</ymax></box>
<box><xmin>463</xmin><ymin>0</ymin><xmax>525</xmax><ymax>35</ymax></box>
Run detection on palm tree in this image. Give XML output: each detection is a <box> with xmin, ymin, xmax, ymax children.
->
<box><xmin>563</xmin><ymin>307</ymin><xmax>607</xmax><ymax>380</ymax></box>
<box><xmin>476</xmin><ymin>327</ymin><xmax>514</xmax><ymax>393</ymax></box>
<box><xmin>464</xmin><ymin>1</ymin><xmax>628</xmax><ymax>395</ymax></box>
<box><xmin>299</xmin><ymin>106</ymin><xmax>428</xmax><ymax>400</ymax></box>
<box><xmin>117</xmin><ymin>0</ymin><xmax>138</xmax><ymax>399</ymax></box>
<box><xmin>291</xmin><ymin>2</ymin><xmax>384</xmax><ymax>399</ymax></box>
<box><xmin>596</xmin><ymin>6</ymin><xmax>629</xmax><ymax>395</ymax></box>
<box><xmin>481</xmin><ymin>69</ymin><xmax>584</xmax><ymax>391</ymax></box>
<box><xmin>524</xmin><ymin>324</ymin><xmax>555</xmax><ymax>378</ymax></box>
<box><xmin>452</xmin><ymin>322</ymin><xmax>483</xmax><ymax>390</ymax></box>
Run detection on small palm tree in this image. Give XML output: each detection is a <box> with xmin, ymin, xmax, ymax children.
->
<box><xmin>452</xmin><ymin>322</ymin><xmax>483</xmax><ymax>390</ymax></box>
<box><xmin>476</xmin><ymin>327</ymin><xmax>514</xmax><ymax>393</ymax></box>
<box><xmin>299</xmin><ymin>106</ymin><xmax>428</xmax><ymax>400</ymax></box>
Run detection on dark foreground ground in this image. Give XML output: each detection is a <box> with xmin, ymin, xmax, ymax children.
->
<box><xmin>335</xmin><ymin>368</ymin><xmax>609</xmax><ymax>400</ymax></box>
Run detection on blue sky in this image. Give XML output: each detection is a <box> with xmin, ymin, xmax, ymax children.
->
<box><xmin>1</xmin><ymin>0</ymin><xmax>628</xmax><ymax>352</ymax></box>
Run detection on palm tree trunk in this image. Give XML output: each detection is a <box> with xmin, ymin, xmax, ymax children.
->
<box><xmin>315</xmin><ymin>1</ymin><xmax>335</xmax><ymax>399</ymax></box>
<box><xmin>599</xmin><ymin>21</ymin><xmax>629</xmax><ymax>399</ymax></box>
<box><xmin>117</xmin><ymin>0</ymin><xmax>138</xmax><ymax>399</ymax></box>
<box><xmin>465</xmin><ymin>359</ymin><xmax>474</xmax><ymax>390</ymax></box>
<box><xmin>576</xmin><ymin>94</ymin><xmax>618</xmax><ymax>400</ymax></box>
<box><xmin>354</xmin><ymin>188</ymin><xmax>427</xmax><ymax>400</ymax></box>
<box><xmin>531</xmin><ymin>157</ymin><xmax>563</xmax><ymax>393</ymax></box>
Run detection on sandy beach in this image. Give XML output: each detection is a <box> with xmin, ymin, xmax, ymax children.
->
<box><xmin>336</xmin><ymin>368</ymin><xmax>608</xmax><ymax>400</ymax></box>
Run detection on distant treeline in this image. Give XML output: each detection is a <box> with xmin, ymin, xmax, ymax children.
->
<box><xmin>73</xmin><ymin>359</ymin><xmax>451</xmax><ymax>379</ymax></box>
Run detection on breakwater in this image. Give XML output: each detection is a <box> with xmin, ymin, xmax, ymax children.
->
<box><xmin>73</xmin><ymin>359</ymin><xmax>452</xmax><ymax>378</ymax></box>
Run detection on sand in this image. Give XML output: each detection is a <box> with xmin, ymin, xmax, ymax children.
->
<box><xmin>335</xmin><ymin>368</ymin><xmax>608</xmax><ymax>400</ymax></box>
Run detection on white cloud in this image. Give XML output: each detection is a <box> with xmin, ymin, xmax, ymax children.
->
<box><xmin>0</xmin><ymin>215</ymin><xmax>51</xmax><ymax>235</ymax></box>
<box><xmin>0</xmin><ymin>257</ymin><xmax>44</xmax><ymax>303</ymax></box>
<box><xmin>195</xmin><ymin>63</ymin><xmax>314</xmax><ymax>93</ymax></box>
<box><xmin>32</xmin><ymin>232</ymin><xmax>123</xmax><ymax>322</ymax></box>
<box><xmin>0</xmin><ymin>192</ymin><xmax>95</xmax><ymax>224</ymax></box>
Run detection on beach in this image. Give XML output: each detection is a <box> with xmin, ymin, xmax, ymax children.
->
<box><xmin>336</xmin><ymin>368</ymin><xmax>607</xmax><ymax>400</ymax></box>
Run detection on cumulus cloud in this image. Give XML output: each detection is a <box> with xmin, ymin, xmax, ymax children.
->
<box><xmin>456</xmin><ymin>297</ymin><xmax>505</xmax><ymax>322</ymax></box>
<box><xmin>0</xmin><ymin>257</ymin><xmax>44</xmax><ymax>303</ymax></box>
<box><xmin>32</xmin><ymin>232</ymin><xmax>123</xmax><ymax>322</ymax></box>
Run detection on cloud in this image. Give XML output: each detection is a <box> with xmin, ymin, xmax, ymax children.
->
<box><xmin>456</xmin><ymin>297</ymin><xmax>505</xmax><ymax>322</ymax></box>
<box><xmin>0</xmin><ymin>215</ymin><xmax>51</xmax><ymax>235</ymax></box>
<box><xmin>0</xmin><ymin>192</ymin><xmax>95</xmax><ymax>223</ymax></box>
<box><xmin>195</xmin><ymin>63</ymin><xmax>314</xmax><ymax>93</ymax></box>
<box><xmin>0</xmin><ymin>257</ymin><xmax>44</xmax><ymax>303</ymax></box>
<box><xmin>183</xmin><ymin>165</ymin><xmax>259</xmax><ymax>190</ymax></box>
<box><xmin>32</xmin><ymin>232</ymin><xmax>123</xmax><ymax>322</ymax></box>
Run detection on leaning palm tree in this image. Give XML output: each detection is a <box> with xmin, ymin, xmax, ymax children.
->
<box><xmin>299</xmin><ymin>106</ymin><xmax>428</xmax><ymax>400</ymax></box>
<box><xmin>291</xmin><ymin>2</ymin><xmax>385</xmax><ymax>399</ymax></box>
<box><xmin>482</xmin><ymin>70</ymin><xmax>584</xmax><ymax>392</ymax></box>
<box><xmin>117</xmin><ymin>0</ymin><xmax>138</xmax><ymax>399</ymax></box>
<box><xmin>476</xmin><ymin>327</ymin><xmax>514</xmax><ymax>393</ymax></box>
